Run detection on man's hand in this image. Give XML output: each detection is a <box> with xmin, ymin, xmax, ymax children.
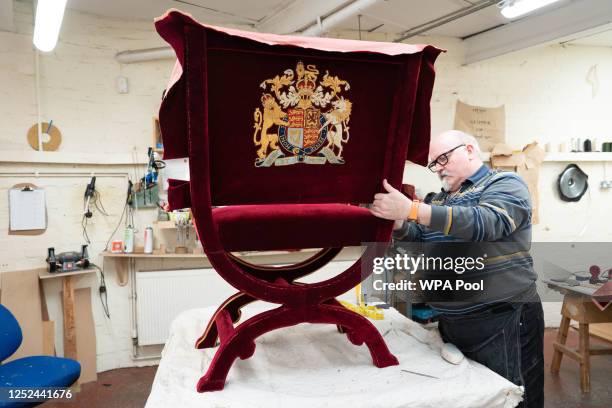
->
<box><xmin>370</xmin><ymin>179</ymin><xmax>411</xmax><ymax>224</ymax></box>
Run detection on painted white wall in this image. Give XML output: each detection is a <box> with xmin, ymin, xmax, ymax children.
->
<box><xmin>1</xmin><ymin>1</ymin><xmax>612</xmax><ymax>371</ymax></box>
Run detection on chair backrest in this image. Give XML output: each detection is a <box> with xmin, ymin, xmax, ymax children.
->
<box><xmin>0</xmin><ymin>304</ymin><xmax>23</xmax><ymax>363</ymax></box>
<box><xmin>157</xmin><ymin>11</ymin><xmax>441</xmax><ymax>207</ymax></box>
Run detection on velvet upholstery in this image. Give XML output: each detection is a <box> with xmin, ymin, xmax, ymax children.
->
<box><xmin>155</xmin><ymin>9</ymin><xmax>441</xmax><ymax>392</ymax></box>
<box><xmin>218</xmin><ymin>204</ymin><xmax>382</xmax><ymax>251</ymax></box>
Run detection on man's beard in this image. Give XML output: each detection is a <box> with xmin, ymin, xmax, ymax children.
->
<box><xmin>439</xmin><ymin>171</ymin><xmax>452</xmax><ymax>192</ymax></box>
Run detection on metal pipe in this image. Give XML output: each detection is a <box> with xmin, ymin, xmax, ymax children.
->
<box><xmin>0</xmin><ymin>172</ymin><xmax>129</xmax><ymax>177</ymax></box>
<box><xmin>394</xmin><ymin>0</ymin><xmax>498</xmax><ymax>42</ymax></box>
<box><xmin>115</xmin><ymin>47</ymin><xmax>175</xmax><ymax>64</ymax></box>
<box><xmin>301</xmin><ymin>0</ymin><xmax>381</xmax><ymax>37</ymax></box>
<box><xmin>114</xmin><ymin>0</ymin><xmax>379</xmax><ymax>63</ymax></box>
<box><xmin>35</xmin><ymin>49</ymin><xmax>43</xmax><ymax>151</ymax></box>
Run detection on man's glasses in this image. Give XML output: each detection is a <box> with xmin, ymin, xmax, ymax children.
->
<box><xmin>427</xmin><ymin>144</ymin><xmax>466</xmax><ymax>172</ymax></box>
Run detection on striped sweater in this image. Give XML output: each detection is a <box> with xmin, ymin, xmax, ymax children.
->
<box><xmin>393</xmin><ymin>164</ymin><xmax>537</xmax><ymax>314</ymax></box>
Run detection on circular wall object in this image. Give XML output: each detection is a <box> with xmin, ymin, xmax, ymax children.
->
<box><xmin>26</xmin><ymin>122</ymin><xmax>62</xmax><ymax>151</ymax></box>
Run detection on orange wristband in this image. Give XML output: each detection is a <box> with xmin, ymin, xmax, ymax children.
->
<box><xmin>407</xmin><ymin>199</ymin><xmax>419</xmax><ymax>222</ymax></box>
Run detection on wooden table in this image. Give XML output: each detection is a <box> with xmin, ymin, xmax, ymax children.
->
<box><xmin>38</xmin><ymin>268</ymin><xmax>97</xmax><ymax>360</ymax></box>
<box><xmin>544</xmin><ymin>279</ymin><xmax>612</xmax><ymax>393</ymax></box>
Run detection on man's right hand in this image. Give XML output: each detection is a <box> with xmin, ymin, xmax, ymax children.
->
<box><xmin>393</xmin><ymin>219</ymin><xmax>404</xmax><ymax>230</ymax></box>
<box><xmin>370</xmin><ymin>179</ymin><xmax>412</xmax><ymax>221</ymax></box>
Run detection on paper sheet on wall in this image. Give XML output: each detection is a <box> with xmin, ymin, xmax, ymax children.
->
<box><xmin>454</xmin><ymin>100</ymin><xmax>505</xmax><ymax>152</ymax></box>
<box><xmin>9</xmin><ymin>188</ymin><xmax>47</xmax><ymax>231</ymax></box>
<box><xmin>162</xmin><ymin>158</ymin><xmax>190</xmax><ymax>191</ymax></box>
<box><xmin>490</xmin><ymin>142</ymin><xmax>545</xmax><ymax>224</ymax></box>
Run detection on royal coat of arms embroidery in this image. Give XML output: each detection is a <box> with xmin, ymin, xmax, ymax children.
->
<box><xmin>253</xmin><ymin>61</ymin><xmax>352</xmax><ymax>167</ymax></box>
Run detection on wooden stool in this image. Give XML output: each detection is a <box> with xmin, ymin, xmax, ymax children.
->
<box><xmin>550</xmin><ymin>295</ymin><xmax>612</xmax><ymax>392</ymax></box>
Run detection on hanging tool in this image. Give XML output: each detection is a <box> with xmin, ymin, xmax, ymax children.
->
<box><xmin>83</xmin><ymin>176</ymin><xmax>96</xmax><ymax>218</ymax></box>
<box><xmin>144</xmin><ymin>147</ymin><xmax>166</xmax><ymax>187</ymax></box>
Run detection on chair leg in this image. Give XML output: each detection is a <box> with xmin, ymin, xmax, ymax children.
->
<box><xmin>197</xmin><ymin>303</ymin><xmax>398</xmax><ymax>392</ymax></box>
<box><xmin>551</xmin><ymin>315</ymin><xmax>570</xmax><ymax>374</ymax></box>
<box><xmin>197</xmin><ymin>305</ymin><xmax>287</xmax><ymax>392</ymax></box>
<box><xmin>316</xmin><ymin>303</ymin><xmax>399</xmax><ymax>368</ymax></box>
<box><xmin>196</xmin><ymin>293</ymin><xmax>255</xmax><ymax>348</ymax></box>
<box><xmin>579</xmin><ymin>323</ymin><xmax>591</xmax><ymax>393</ymax></box>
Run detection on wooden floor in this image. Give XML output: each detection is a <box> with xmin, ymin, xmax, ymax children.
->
<box><xmin>41</xmin><ymin>329</ymin><xmax>612</xmax><ymax>408</ymax></box>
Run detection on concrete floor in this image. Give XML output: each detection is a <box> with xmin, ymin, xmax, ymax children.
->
<box><xmin>41</xmin><ymin>328</ymin><xmax>611</xmax><ymax>408</ymax></box>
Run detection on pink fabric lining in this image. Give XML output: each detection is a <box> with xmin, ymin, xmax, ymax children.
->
<box><xmin>155</xmin><ymin>9</ymin><xmax>437</xmax><ymax>57</ymax></box>
<box><xmin>158</xmin><ymin>9</ymin><xmax>445</xmax><ymax>91</ymax></box>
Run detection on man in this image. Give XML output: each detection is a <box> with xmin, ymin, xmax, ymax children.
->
<box><xmin>370</xmin><ymin>130</ymin><xmax>544</xmax><ymax>408</ymax></box>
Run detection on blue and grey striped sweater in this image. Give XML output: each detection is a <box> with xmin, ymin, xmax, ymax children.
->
<box><xmin>393</xmin><ymin>164</ymin><xmax>538</xmax><ymax>314</ymax></box>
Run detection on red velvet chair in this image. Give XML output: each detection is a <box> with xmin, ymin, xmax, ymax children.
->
<box><xmin>155</xmin><ymin>10</ymin><xmax>441</xmax><ymax>392</ymax></box>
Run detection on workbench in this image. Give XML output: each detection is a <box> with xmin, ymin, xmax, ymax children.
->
<box><xmin>146</xmin><ymin>305</ymin><xmax>523</xmax><ymax>408</ymax></box>
<box><xmin>543</xmin><ymin>279</ymin><xmax>612</xmax><ymax>393</ymax></box>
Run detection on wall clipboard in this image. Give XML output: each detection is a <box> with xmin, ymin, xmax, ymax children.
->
<box><xmin>8</xmin><ymin>183</ymin><xmax>47</xmax><ymax>236</ymax></box>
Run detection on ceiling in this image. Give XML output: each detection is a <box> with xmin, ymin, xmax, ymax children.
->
<box><xmin>66</xmin><ymin>0</ymin><xmax>292</xmax><ymax>27</ymax></box>
<box><xmin>62</xmin><ymin>0</ymin><xmax>528</xmax><ymax>38</ymax></box>
<box><xmin>329</xmin><ymin>0</ymin><xmax>510</xmax><ymax>38</ymax></box>
<box><xmin>9</xmin><ymin>0</ymin><xmax>612</xmax><ymax>64</ymax></box>
<box><xmin>65</xmin><ymin>0</ymin><xmax>612</xmax><ymax>43</ymax></box>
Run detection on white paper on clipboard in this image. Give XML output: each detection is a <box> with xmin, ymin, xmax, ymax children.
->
<box><xmin>9</xmin><ymin>187</ymin><xmax>47</xmax><ymax>231</ymax></box>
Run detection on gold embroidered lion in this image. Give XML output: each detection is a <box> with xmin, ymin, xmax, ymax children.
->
<box><xmin>253</xmin><ymin>93</ymin><xmax>287</xmax><ymax>160</ymax></box>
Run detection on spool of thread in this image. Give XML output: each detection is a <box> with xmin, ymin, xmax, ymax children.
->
<box><xmin>584</xmin><ymin>139</ymin><xmax>592</xmax><ymax>152</ymax></box>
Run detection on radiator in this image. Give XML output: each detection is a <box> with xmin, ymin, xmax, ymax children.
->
<box><xmin>135</xmin><ymin>268</ymin><xmax>234</xmax><ymax>346</ymax></box>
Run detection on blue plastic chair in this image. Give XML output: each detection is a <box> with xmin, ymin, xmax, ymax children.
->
<box><xmin>0</xmin><ymin>304</ymin><xmax>81</xmax><ymax>407</ymax></box>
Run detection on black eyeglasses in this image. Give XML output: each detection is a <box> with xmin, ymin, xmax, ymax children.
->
<box><xmin>427</xmin><ymin>144</ymin><xmax>466</xmax><ymax>172</ymax></box>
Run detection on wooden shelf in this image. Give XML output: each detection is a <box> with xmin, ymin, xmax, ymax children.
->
<box><xmin>99</xmin><ymin>249</ymin><xmax>320</xmax><ymax>259</ymax></box>
<box><xmin>153</xmin><ymin>220</ymin><xmax>194</xmax><ymax>230</ymax></box>
<box><xmin>481</xmin><ymin>152</ymin><xmax>612</xmax><ymax>162</ymax></box>
<box><xmin>39</xmin><ymin>268</ymin><xmax>97</xmax><ymax>280</ymax></box>
<box><xmin>0</xmin><ymin>151</ymin><xmax>148</xmax><ymax>165</ymax></box>
<box><xmin>100</xmin><ymin>247</ymin><xmax>360</xmax><ymax>287</ymax></box>
<box><xmin>101</xmin><ymin>251</ymin><xmax>205</xmax><ymax>258</ymax></box>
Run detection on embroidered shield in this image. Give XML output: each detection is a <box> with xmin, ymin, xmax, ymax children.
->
<box><xmin>279</xmin><ymin>108</ymin><xmax>327</xmax><ymax>157</ymax></box>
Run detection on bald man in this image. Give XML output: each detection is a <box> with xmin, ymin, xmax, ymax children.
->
<box><xmin>371</xmin><ymin>130</ymin><xmax>544</xmax><ymax>408</ymax></box>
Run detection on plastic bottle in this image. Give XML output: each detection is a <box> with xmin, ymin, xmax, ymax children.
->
<box><xmin>144</xmin><ymin>226</ymin><xmax>154</xmax><ymax>254</ymax></box>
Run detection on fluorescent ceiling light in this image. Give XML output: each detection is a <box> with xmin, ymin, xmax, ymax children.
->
<box><xmin>500</xmin><ymin>0</ymin><xmax>563</xmax><ymax>19</ymax></box>
<box><xmin>33</xmin><ymin>0</ymin><xmax>68</xmax><ymax>52</ymax></box>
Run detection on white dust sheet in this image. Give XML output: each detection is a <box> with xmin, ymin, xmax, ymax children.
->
<box><xmin>147</xmin><ymin>305</ymin><xmax>523</xmax><ymax>408</ymax></box>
